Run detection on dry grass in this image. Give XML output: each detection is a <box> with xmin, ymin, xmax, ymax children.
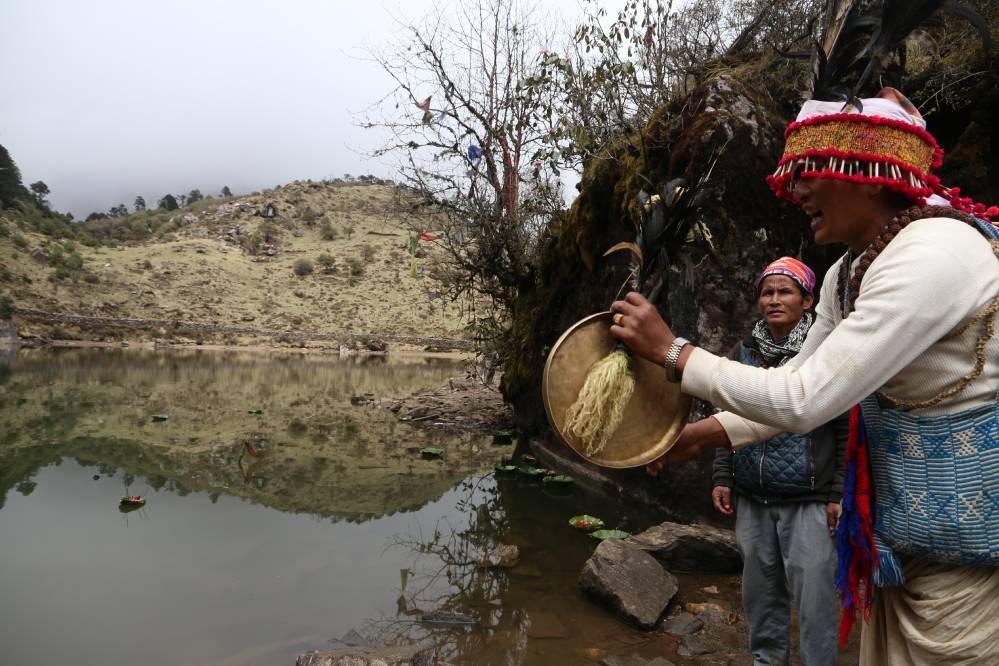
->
<box><xmin>0</xmin><ymin>184</ymin><xmax>468</xmax><ymax>341</ymax></box>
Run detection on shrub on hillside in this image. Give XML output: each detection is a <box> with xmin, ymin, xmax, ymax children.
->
<box><xmin>316</xmin><ymin>253</ymin><xmax>335</xmax><ymax>272</ymax></box>
<box><xmin>320</xmin><ymin>221</ymin><xmax>337</xmax><ymax>241</ymax></box>
<box><xmin>300</xmin><ymin>207</ymin><xmax>319</xmax><ymax>225</ymax></box>
<box><xmin>349</xmin><ymin>259</ymin><xmax>363</xmax><ymax>277</ymax></box>
<box><xmin>0</xmin><ymin>295</ymin><xmax>12</xmax><ymax>319</ymax></box>
<box><xmin>360</xmin><ymin>243</ymin><xmax>376</xmax><ymax>262</ymax></box>
<box><xmin>12</xmin><ymin>234</ymin><xmax>28</xmax><ymax>250</ymax></box>
<box><xmin>293</xmin><ymin>259</ymin><xmax>314</xmax><ymax>276</ymax></box>
<box><xmin>241</xmin><ymin>232</ymin><xmax>263</xmax><ymax>255</ymax></box>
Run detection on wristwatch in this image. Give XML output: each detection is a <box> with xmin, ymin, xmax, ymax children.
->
<box><xmin>664</xmin><ymin>337</ymin><xmax>691</xmax><ymax>383</ymax></box>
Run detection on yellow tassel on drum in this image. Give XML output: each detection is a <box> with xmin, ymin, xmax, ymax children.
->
<box><xmin>564</xmin><ymin>349</ymin><xmax>635</xmax><ymax>456</ymax></box>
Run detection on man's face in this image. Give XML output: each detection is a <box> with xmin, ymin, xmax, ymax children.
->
<box><xmin>791</xmin><ymin>164</ymin><xmax>876</xmax><ymax>245</ymax></box>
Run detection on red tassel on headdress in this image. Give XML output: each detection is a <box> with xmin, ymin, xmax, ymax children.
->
<box><xmin>834</xmin><ymin>405</ymin><xmax>877</xmax><ymax>647</ymax></box>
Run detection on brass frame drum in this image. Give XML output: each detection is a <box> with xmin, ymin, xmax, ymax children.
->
<box><xmin>542</xmin><ymin>312</ymin><xmax>691</xmax><ymax>468</ymax></box>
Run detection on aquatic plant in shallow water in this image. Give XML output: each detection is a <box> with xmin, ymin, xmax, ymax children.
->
<box><xmin>569</xmin><ymin>514</ymin><xmax>605</xmax><ymax>530</ymax></box>
<box><xmin>590</xmin><ymin>529</ymin><xmax>630</xmax><ymax>540</ymax></box>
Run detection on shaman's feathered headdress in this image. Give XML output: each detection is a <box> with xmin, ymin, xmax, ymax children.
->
<box><xmin>767</xmin><ymin>0</ymin><xmax>997</xmax><ymax>220</ymax></box>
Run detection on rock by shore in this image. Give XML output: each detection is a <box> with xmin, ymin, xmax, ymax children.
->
<box><xmin>580</xmin><ymin>538</ymin><xmax>679</xmax><ymax>630</ymax></box>
<box><xmin>296</xmin><ymin>644</ymin><xmax>436</xmax><ymax>666</ymax></box>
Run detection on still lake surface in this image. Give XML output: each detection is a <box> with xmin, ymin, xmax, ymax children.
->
<box><xmin>0</xmin><ymin>348</ymin><xmax>685</xmax><ymax>666</ymax></box>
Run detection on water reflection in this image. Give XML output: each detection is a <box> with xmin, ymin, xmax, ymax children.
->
<box><xmin>0</xmin><ymin>348</ymin><xmax>490</xmax><ymax>520</ymax></box>
<box><xmin>0</xmin><ymin>348</ymin><xmax>686</xmax><ymax>666</ymax></box>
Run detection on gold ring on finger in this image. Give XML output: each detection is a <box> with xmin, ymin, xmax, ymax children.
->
<box><xmin>612</xmin><ymin>313</ymin><xmax>624</xmax><ymax>325</ymax></box>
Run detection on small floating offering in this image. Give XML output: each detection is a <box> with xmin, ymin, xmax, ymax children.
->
<box><xmin>150</xmin><ymin>414</ymin><xmax>169</xmax><ymax>422</ymax></box>
<box><xmin>492</xmin><ymin>430</ymin><xmax>516</xmax><ymax>445</ymax></box>
<box><xmin>590</xmin><ymin>529</ymin><xmax>630</xmax><ymax>540</ymax></box>
<box><xmin>569</xmin><ymin>514</ymin><xmax>605</xmax><ymax>530</ymax></box>
<box><xmin>518</xmin><ymin>465</ymin><xmax>546</xmax><ymax>477</ymax></box>
<box><xmin>420</xmin><ymin>447</ymin><xmax>444</xmax><ymax>459</ymax></box>
<box><xmin>542</xmin><ymin>474</ymin><xmax>574</xmax><ymax>485</ymax></box>
<box><xmin>119</xmin><ymin>495</ymin><xmax>146</xmax><ymax>508</ymax></box>
<box><xmin>247</xmin><ymin>409</ymin><xmax>263</xmax><ymax>415</ymax></box>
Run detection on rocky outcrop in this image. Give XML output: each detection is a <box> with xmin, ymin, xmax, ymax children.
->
<box><xmin>579</xmin><ymin>538</ymin><xmax>678</xmax><ymax>630</ymax></box>
<box><xmin>502</xmin><ymin>9</ymin><xmax>999</xmax><ymax>511</ymax></box>
<box><xmin>628</xmin><ymin>522</ymin><xmax>742</xmax><ymax>573</ymax></box>
<box><xmin>295</xmin><ymin>644</ymin><xmax>435</xmax><ymax>666</ymax></box>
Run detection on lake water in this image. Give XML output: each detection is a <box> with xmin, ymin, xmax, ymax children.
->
<box><xmin>0</xmin><ymin>348</ymin><xmax>702</xmax><ymax>666</ymax></box>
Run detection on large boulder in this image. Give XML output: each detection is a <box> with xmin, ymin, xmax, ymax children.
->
<box><xmin>579</xmin><ymin>538</ymin><xmax>678</xmax><ymax>630</ymax></box>
<box><xmin>627</xmin><ymin>522</ymin><xmax>741</xmax><ymax>573</ymax></box>
<box><xmin>295</xmin><ymin>644</ymin><xmax>435</xmax><ymax>666</ymax></box>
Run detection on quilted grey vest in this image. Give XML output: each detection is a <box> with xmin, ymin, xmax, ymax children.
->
<box><xmin>732</xmin><ymin>344</ymin><xmax>817</xmax><ymax>499</ymax></box>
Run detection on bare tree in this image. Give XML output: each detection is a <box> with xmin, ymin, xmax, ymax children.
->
<box><xmin>526</xmin><ymin>0</ymin><xmax>825</xmax><ymax>170</ymax></box>
<box><xmin>364</xmin><ymin>0</ymin><xmax>562</xmax><ymax>373</ymax></box>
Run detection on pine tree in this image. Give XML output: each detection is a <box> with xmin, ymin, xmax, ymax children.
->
<box><xmin>157</xmin><ymin>194</ymin><xmax>179</xmax><ymax>211</ymax></box>
<box><xmin>0</xmin><ymin>144</ymin><xmax>29</xmax><ymax>209</ymax></box>
<box><xmin>134</xmin><ymin>196</ymin><xmax>146</xmax><ymax>212</ymax></box>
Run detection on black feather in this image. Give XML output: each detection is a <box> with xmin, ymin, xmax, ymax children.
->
<box><xmin>814</xmin><ymin>0</ymin><xmax>991</xmax><ymax>101</ymax></box>
<box><xmin>943</xmin><ymin>2</ymin><xmax>992</xmax><ymax>56</ymax></box>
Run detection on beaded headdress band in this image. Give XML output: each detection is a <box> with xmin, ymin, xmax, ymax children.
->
<box><xmin>767</xmin><ymin>89</ymin><xmax>998</xmax><ymax>221</ymax></box>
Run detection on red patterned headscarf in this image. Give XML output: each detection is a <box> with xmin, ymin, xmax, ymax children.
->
<box><xmin>757</xmin><ymin>256</ymin><xmax>816</xmax><ymax>295</ymax></box>
<box><xmin>767</xmin><ymin>88</ymin><xmax>998</xmax><ymax>221</ymax></box>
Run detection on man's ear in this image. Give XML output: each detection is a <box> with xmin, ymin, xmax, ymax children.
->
<box><xmin>803</xmin><ymin>292</ymin><xmax>815</xmax><ymax>310</ymax></box>
<box><xmin>856</xmin><ymin>182</ymin><xmax>885</xmax><ymax>199</ymax></box>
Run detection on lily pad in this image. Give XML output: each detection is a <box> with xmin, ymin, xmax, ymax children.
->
<box><xmin>590</xmin><ymin>529</ymin><xmax>630</xmax><ymax>540</ymax></box>
<box><xmin>150</xmin><ymin>414</ymin><xmax>169</xmax><ymax>422</ymax></box>
<box><xmin>494</xmin><ymin>463</ymin><xmax>518</xmax><ymax>474</ymax></box>
<box><xmin>420</xmin><ymin>447</ymin><xmax>444</xmax><ymax>458</ymax></box>
<box><xmin>518</xmin><ymin>465</ymin><xmax>546</xmax><ymax>477</ymax></box>
<box><xmin>492</xmin><ymin>430</ymin><xmax>516</xmax><ymax>445</ymax></box>
<box><xmin>247</xmin><ymin>409</ymin><xmax>263</xmax><ymax>415</ymax></box>
<box><xmin>542</xmin><ymin>474</ymin><xmax>574</xmax><ymax>484</ymax></box>
<box><xmin>569</xmin><ymin>515</ymin><xmax>605</xmax><ymax>530</ymax></box>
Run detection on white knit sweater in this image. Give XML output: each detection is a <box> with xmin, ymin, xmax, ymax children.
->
<box><xmin>681</xmin><ymin>217</ymin><xmax>999</xmax><ymax>449</ymax></box>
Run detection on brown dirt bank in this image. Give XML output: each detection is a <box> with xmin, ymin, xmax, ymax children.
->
<box><xmin>10</xmin><ymin>307</ymin><xmax>474</xmax><ymax>352</ymax></box>
<box><xmin>368</xmin><ymin>375</ymin><xmax>513</xmax><ymax>432</ymax></box>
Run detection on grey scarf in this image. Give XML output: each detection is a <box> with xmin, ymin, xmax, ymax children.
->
<box><xmin>745</xmin><ymin>311</ymin><xmax>813</xmax><ymax>368</ymax></box>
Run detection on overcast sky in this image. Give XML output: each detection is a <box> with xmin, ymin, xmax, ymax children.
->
<box><xmin>1</xmin><ymin>0</ymin><xmax>587</xmax><ymax>218</ymax></box>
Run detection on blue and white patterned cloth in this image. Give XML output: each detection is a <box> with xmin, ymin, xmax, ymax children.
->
<box><xmin>861</xmin><ymin>394</ymin><xmax>999</xmax><ymax>586</ymax></box>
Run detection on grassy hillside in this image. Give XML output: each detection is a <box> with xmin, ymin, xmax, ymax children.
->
<box><xmin>0</xmin><ymin>183</ymin><xmax>470</xmax><ymax>345</ymax></box>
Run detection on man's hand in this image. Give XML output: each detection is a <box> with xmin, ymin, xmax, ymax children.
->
<box><xmin>610</xmin><ymin>292</ymin><xmax>675</xmax><ymax>366</ymax></box>
<box><xmin>826</xmin><ymin>501</ymin><xmax>842</xmax><ymax>536</ymax></box>
<box><xmin>712</xmin><ymin>486</ymin><xmax>734</xmax><ymax>515</ymax></box>
<box><xmin>645</xmin><ymin>417</ymin><xmax>731</xmax><ymax>476</ymax></box>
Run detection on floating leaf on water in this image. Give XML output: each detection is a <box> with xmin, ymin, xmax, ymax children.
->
<box><xmin>542</xmin><ymin>474</ymin><xmax>574</xmax><ymax>484</ymax></box>
<box><xmin>247</xmin><ymin>409</ymin><xmax>263</xmax><ymax>415</ymax></box>
<box><xmin>590</xmin><ymin>529</ymin><xmax>630</xmax><ymax>540</ymax></box>
<box><xmin>492</xmin><ymin>429</ymin><xmax>516</xmax><ymax>445</ymax></box>
<box><xmin>569</xmin><ymin>514</ymin><xmax>605</xmax><ymax>530</ymax></box>
<box><xmin>420</xmin><ymin>447</ymin><xmax>444</xmax><ymax>458</ymax></box>
<box><xmin>518</xmin><ymin>466</ymin><xmax>546</xmax><ymax>477</ymax></box>
<box><xmin>151</xmin><ymin>414</ymin><xmax>169</xmax><ymax>422</ymax></box>
<box><xmin>494</xmin><ymin>463</ymin><xmax>518</xmax><ymax>474</ymax></box>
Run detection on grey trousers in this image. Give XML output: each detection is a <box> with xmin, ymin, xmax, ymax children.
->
<box><xmin>735</xmin><ymin>496</ymin><xmax>839</xmax><ymax>666</ymax></box>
